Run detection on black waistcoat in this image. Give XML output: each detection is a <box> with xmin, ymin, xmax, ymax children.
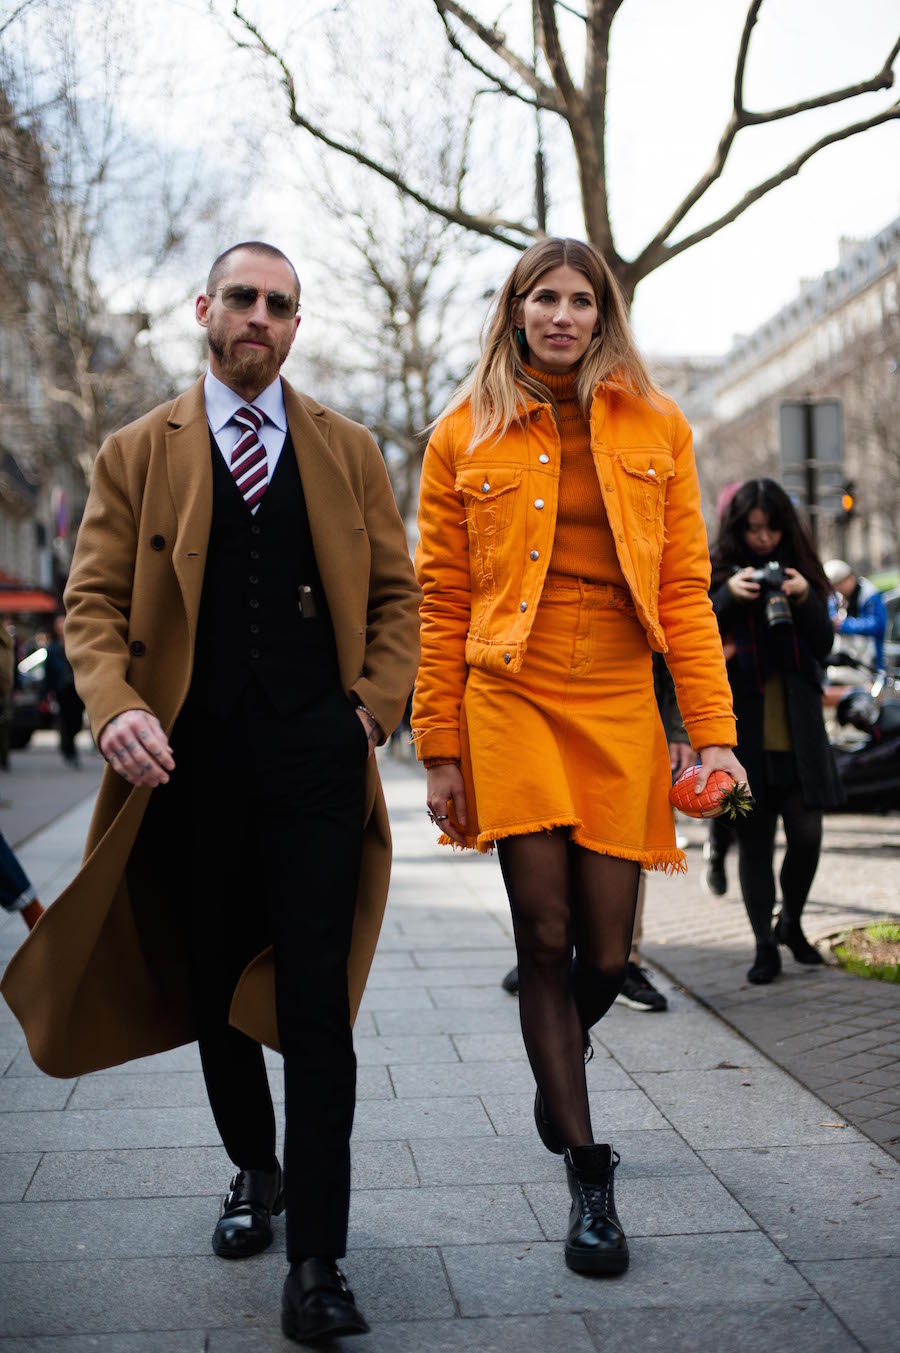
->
<box><xmin>190</xmin><ymin>430</ymin><xmax>340</xmax><ymax>717</ymax></box>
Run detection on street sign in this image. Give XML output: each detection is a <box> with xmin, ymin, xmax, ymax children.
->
<box><xmin>779</xmin><ymin>399</ymin><xmax>844</xmax><ymax>541</ymax></box>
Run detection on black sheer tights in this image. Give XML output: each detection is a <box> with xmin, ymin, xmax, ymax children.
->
<box><xmin>498</xmin><ymin>830</ymin><xmax>640</xmax><ymax>1150</ymax></box>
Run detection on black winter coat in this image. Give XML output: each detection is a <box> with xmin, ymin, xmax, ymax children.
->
<box><xmin>711</xmin><ymin>577</ymin><xmax>845</xmax><ymax>812</ymax></box>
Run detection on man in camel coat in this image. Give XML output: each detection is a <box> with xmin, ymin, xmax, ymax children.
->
<box><xmin>1</xmin><ymin>241</ymin><xmax>421</xmax><ymax>1344</ymax></box>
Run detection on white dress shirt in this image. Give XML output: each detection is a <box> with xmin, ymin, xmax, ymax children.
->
<box><xmin>203</xmin><ymin>370</ymin><xmax>289</xmax><ymax>491</ymax></box>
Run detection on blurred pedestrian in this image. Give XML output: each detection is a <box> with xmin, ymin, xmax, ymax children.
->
<box><xmin>43</xmin><ymin>615</ymin><xmax>84</xmax><ymax>767</ymax></box>
<box><xmin>0</xmin><ymin>831</ymin><xmax>44</xmax><ymax>930</ymax></box>
<box><xmin>824</xmin><ymin>558</ymin><xmax>887</xmax><ymax>673</ymax></box>
<box><xmin>710</xmin><ymin>479</ymin><xmax>845</xmax><ymax>984</ymax></box>
<box><xmin>413</xmin><ymin>237</ymin><xmax>743</xmax><ymax>1276</ymax></box>
<box><xmin>1</xmin><ymin>240</ymin><xmax>420</xmax><ymax>1345</ymax></box>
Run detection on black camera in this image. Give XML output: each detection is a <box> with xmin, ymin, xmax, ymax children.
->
<box><xmin>742</xmin><ymin>561</ymin><xmax>792</xmax><ymax>628</ymax></box>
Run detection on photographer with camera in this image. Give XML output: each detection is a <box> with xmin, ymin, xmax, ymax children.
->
<box><xmin>710</xmin><ymin>479</ymin><xmax>844</xmax><ymax>984</ymax></box>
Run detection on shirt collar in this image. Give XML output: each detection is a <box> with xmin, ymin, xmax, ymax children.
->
<box><xmin>203</xmin><ymin>369</ymin><xmax>287</xmax><ymax>435</ymax></box>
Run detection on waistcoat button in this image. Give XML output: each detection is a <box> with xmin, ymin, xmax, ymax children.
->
<box><xmin>534</xmin><ymin>499</ymin><xmax>544</xmax><ymax>509</ymax></box>
<box><xmin>249</xmin><ymin>598</ymin><xmax>260</xmax><ymax>609</ymax></box>
<box><xmin>530</xmin><ymin>550</ymin><xmax>539</xmax><ymax>561</ymax></box>
<box><xmin>481</xmin><ymin>482</ymin><xmax>491</xmax><ymax>493</ymax></box>
<box><xmin>538</xmin><ymin>454</ymin><xmax>549</xmax><ymax>464</ymax></box>
<box><xmin>150</xmin><ymin>534</ymin><xmax>164</xmax><ymax>551</ymax></box>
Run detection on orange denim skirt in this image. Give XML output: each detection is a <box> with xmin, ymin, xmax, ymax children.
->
<box><xmin>447</xmin><ymin>578</ymin><xmax>686</xmax><ymax>871</ymax></box>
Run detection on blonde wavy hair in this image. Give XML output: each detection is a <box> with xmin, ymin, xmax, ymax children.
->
<box><xmin>440</xmin><ymin>237</ymin><xmax>660</xmax><ymax>452</ymax></box>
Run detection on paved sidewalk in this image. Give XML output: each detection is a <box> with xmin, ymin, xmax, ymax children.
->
<box><xmin>0</xmin><ymin>758</ymin><xmax>898</xmax><ymax>1350</ymax></box>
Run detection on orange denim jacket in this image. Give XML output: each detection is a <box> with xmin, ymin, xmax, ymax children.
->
<box><xmin>413</xmin><ymin>382</ymin><xmax>737</xmax><ymax>762</ymax></box>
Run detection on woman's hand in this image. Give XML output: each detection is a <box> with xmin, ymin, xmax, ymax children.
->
<box><xmin>781</xmin><ymin>567</ymin><xmax>810</xmax><ymax>603</ymax></box>
<box><xmin>694</xmin><ymin>745</ymin><xmax>749</xmax><ymax>796</ymax></box>
<box><xmin>425</xmin><ymin>763</ymin><xmax>468</xmax><ymax>846</ymax></box>
<box><xmin>727</xmin><ymin>567</ymin><xmax>761</xmax><ymax>602</ymax></box>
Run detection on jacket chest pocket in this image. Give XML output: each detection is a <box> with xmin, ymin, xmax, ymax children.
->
<box><xmin>455</xmin><ymin>465</ymin><xmax>523</xmax><ymax>582</ymax></box>
<box><xmin>614</xmin><ymin>450</ymin><xmax>674</xmax><ymax>524</ymax></box>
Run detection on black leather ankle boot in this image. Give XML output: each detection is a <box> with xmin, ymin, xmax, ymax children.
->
<box><xmin>747</xmin><ymin>941</ymin><xmax>781</xmax><ymax>984</ymax></box>
<box><xmin>774</xmin><ymin>914</ymin><xmax>823</xmax><ymax>965</ymax></box>
<box><xmin>563</xmin><ymin>1143</ymin><xmax>629</xmax><ymax>1275</ymax></box>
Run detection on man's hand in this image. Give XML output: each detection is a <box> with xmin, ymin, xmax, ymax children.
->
<box><xmin>355</xmin><ymin>707</ymin><xmax>381</xmax><ymax>760</ymax></box>
<box><xmin>669</xmin><ymin>741</ymin><xmax>695</xmax><ymax>776</ymax></box>
<box><xmin>99</xmin><ymin>710</ymin><xmax>174</xmax><ymax>787</ymax></box>
<box><xmin>425</xmin><ymin>763</ymin><xmax>468</xmax><ymax>846</ymax></box>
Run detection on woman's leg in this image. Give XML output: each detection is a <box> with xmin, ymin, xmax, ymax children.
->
<box><xmin>734</xmin><ymin>802</ymin><xmax>780</xmax><ymax>944</ymax></box>
<box><xmin>568</xmin><ymin>846</ymin><xmax>641</xmax><ymax>1032</ymax></box>
<box><xmin>497</xmin><ymin>831</ymin><xmax>591</xmax><ymax>1149</ymax></box>
<box><xmin>778</xmin><ymin>787</ymin><xmax>823</xmax><ymax>923</ymax></box>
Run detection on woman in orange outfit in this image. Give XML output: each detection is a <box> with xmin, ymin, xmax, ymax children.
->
<box><xmin>412</xmin><ymin>238</ymin><xmax>745</xmax><ymax>1276</ymax></box>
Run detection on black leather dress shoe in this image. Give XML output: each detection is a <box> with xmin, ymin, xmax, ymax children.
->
<box><xmin>212</xmin><ymin>1163</ymin><xmax>284</xmax><ymax>1258</ymax></box>
<box><xmin>564</xmin><ymin>1143</ymin><xmax>629</xmax><ymax>1275</ymax></box>
<box><xmin>282</xmin><ymin>1258</ymin><xmax>369</xmax><ymax>1343</ymax></box>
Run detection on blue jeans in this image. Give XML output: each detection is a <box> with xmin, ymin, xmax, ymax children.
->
<box><xmin>0</xmin><ymin>831</ymin><xmax>34</xmax><ymax>912</ymax></box>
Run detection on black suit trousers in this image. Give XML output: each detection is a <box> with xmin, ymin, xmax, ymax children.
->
<box><xmin>172</xmin><ymin>682</ymin><xmax>368</xmax><ymax>1260</ymax></box>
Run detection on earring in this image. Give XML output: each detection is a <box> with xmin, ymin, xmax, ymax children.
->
<box><xmin>516</xmin><ymin>328</ymin><xmax>528</xmax><ymax>356</ymax></box>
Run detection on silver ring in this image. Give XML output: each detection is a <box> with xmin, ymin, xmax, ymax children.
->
<box><xmin>434</xmin><ymin>814</ymin><xmax>449</xmax><ymax>822</ymax></box>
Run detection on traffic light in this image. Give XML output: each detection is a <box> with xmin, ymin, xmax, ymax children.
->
<box><xmin>837</xmin><ymin>479</ymin><xmax>856</xmax><ymax>525</ymax></box>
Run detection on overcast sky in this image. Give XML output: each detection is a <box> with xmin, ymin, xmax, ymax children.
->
<box><xmin>12</xmin><ymin>0</ymin><xmax>900</xmax><ymax>368</ymax></box>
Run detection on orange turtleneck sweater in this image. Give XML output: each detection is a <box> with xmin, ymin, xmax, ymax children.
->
<box><xmin>525</xmin><ymin>366</ymin><xmax>626</xmax><ymax>589</ymax></box>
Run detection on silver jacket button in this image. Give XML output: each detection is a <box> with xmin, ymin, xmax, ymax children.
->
<box><xmin>647</xmin><ymin>467</ymin><xmax>656</xmax><ymax>476</ymax></box>
<box><xmin>481</xmin><ymin>482</ymin><xmax>491</xmax><ymax>493</ymax></box>
<box><xmin>520</xmin><ymin>601</ymin><xmax>527</xmax><ymax>611</ymax></box>
<box><xmin>539</xmin><ymin>453</ymin><xmax>549</xmax><ymax>464</ymax></box>
<box><xmin>503</xmin><ymin>652</ymin><xmax>511</xmax><ymax>664</ymax></box>
<box><xmin>530</xmin><ymin>550</ymin><xmax>539</xmax><ymax>560</ymax></box>
<box><xmin>534</xmin><ymin>498</ymin><xmax>544</xmax><ymax>509</ymax></box>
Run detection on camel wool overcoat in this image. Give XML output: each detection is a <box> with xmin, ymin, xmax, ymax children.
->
<box><xmin>0</xmin><ymin>376</ymin><xmax>421</xmax><ymax>1078</ymax></box>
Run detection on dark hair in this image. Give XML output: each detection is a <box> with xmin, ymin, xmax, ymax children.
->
<box><xmin>710</xmin><ymin>478</ymin><xmax>830</xmax><ymax>603</ymax></box>
<box><xmin>206</xmin><ymin>242</ymin><xmax>300</xmax><ymax>298</ymax></box>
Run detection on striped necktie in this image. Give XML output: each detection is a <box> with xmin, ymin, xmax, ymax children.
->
<box><xmin>231</xmin><ymin>405</ymin><xmax>268</xmax><ymax>510</ymax></box>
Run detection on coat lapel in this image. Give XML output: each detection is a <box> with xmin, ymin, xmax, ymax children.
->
<box><xmin>165</xmin><ymin>377</ymin><xmax>213</xmax><ymax>635</ymax></box>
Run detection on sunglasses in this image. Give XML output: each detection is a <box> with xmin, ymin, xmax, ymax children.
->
<box><xmin>212</xmin><ymin>284</ymin><xmax>299</xmax><ymax>321</ymax></box>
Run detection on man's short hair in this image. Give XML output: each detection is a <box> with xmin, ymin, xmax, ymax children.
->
<box><xmin>206</xmin><ymin>242</ymin><xmax>301</xmax><ymax>299</ymax></box>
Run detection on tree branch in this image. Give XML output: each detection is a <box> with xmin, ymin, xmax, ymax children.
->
<box><xmin>432</xmin><ymin>0</ymin><xmax>563</xmax><ymax>111</ymax></box>
<box><xmin>232</xmin><ymin>4</ymin><xmax>537</xmax><ymax>249</ymax></box>
<box><xmin>640</xmin><ymin>102</ymin><xmax>900</xmax><ymax>279</ymax></box>
<box><xmin>733</xmin><ymin>0</ymin><xmax>763</xmax><ymax>115</ymax></box>
<box><xmin>744</xmin><ymin>32</ymin><xmax>900</xmax><ymax>125</ymax></box>
<box><xmin>434</xmin><ymin>7</ymin><xmax>558</xmax><ymax>111</ymax></box>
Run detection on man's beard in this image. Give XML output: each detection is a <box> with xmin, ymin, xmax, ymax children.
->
<box><xmin>207</xmin><ymin>320</ymin><xmax>291</xmax><ymax>395</ymax></box>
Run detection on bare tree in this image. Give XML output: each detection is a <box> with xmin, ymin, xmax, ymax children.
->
<box><xmin>230</xmin><ymin>0</ymin><xmax>899</xmax><ymax>305</ymax></box>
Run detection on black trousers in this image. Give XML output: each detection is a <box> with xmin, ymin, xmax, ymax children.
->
<box><xmin>174</xmin><ymin>682</ymin><xmax>368</xmax><ymax>1260</ymax></box>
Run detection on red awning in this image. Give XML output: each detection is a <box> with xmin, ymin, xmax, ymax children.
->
<box><xmin>0</xmin><ymin>590</ymin><xmax>58</xmax><ymax>614</ymax></box>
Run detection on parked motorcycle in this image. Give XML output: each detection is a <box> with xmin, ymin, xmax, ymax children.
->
<box><xmin>828</xmin><ymin>658</ymin><xmax>900</xmax><ymax>813</ymax></box>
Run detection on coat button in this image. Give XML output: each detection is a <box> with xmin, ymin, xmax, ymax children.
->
<box><xmin>150</xmin><ymin>534</ymin><xmax>165</xmax><ymax>551</ymax></box>
<box><xmin>538</xmin><ymin>453</ymin><xmax>549</xmax><ymax>464</ymax></box>
<box><xmin>520</xmin><ymin>601</ymin><xmax>527</xmax><ymax>612</ymax></box>
<box><xmin>530</xmin><ymin>550</ymin><xmax>539</xmax><ymax>561</ymax></box>
<box><xmin>481</xmin><ymin>482</ymin><xmax>491</xmax><ymax>493</ymax></box>
<box><xmin>534</xmin><ymin>499</ymin><xmax>544</xmax><ymax>509</ymax></box>
<box><xmin>129</xmin><ymin>640</ymin><xmax>145</xmax><ymax>657</ymax></box>
<box><xmin>503</xmin><ymin>652</ymin><xmax>511</xmax><ymax>664</ymax></box>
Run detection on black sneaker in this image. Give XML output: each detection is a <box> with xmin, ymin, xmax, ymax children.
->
<box><xmin>500</xmin><ymin>965</ymin><xmax>519</xmax><ymax>994</ymax></box>
<box><xmin>701</xmin><ymin>847</ymin><xmax>727</xmax><ymax>897</ymax></box>
<box><xmin>615</xmin><ymin>962</ymin><xmax>668</xmax><ymax>1012</ymax></box>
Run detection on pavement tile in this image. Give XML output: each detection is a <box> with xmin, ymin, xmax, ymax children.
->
<box><xmin>0</xmin><ymin>1079</ymin><xmax>73</xmax><ymax>1112</ymax></box>
<box><xmin>349</xmin><ymin>1183</ymin><xmax>542</xmax><ymax>1248</ymax></box>
<box><xmin>580</xmin><ymin>1301</ymin><xmax>862</xmax><ymax>1352</ymax></box>
<box><xmin>0</xmin><ymin>1333</ymin><xmax>207</xmax><ymax>1351</ymax></box>
<box><xmin>0</xmin><ymin>1153</ymin><xmax>40</xmax><ymax>1202</ymax></box>
<box><xmin>523</xmin><ymin>1172</ymin><xmax>755</xmax><ymax>1241</ymax></box>
<box><xmin>429</xmin><ymin>987</ymin><xmax>514</xmax><ymax>1009</ymax></box>
<box><xmin>0</xmin><ymin>1196</ymin><xmax>239</xmax><ymax>1262</ymax></box>
<box><xmin>390</xmin><ymin>1059</ymin><xmax>537</xmax><ymax>1099</ymax></box>
<box><xmin>372</xmin><ymin>1007</ymin><xmax>522</xmax><ymax>1037</ymax></box>
<box><xmin>412</xmin><ymin>948</ymin><xmax>518</xmax><ymax>969</ymax></box>
<box><xmin>0</xmin><ymin>1108</ymin><xmax>221</xmax><ymax>1153</ymax></box>
<box><xmin>699</xmin><ymin>1143</ymin><xmax>900</xmax><ymax>1259</ymax></box>
<box><xmin>354</xmin><ymin>1034</ymin><xmax>459</xmax><ymax>1065</ymax></box>
<box><xmin>630</xmin><ymin>1068</ymin><xmax>864</xmax><ymax>1149</ymax></box>
<box><xmin>797</xmin><ymin>1257</ymin><xmax>900</xmax><ymax>1353</ymax></box>
<box><xmin>351</xmin><ymin>1096</ymin><xmax>495</xmax><ymax>1140</ymax></box>
<box><xmin>479</xmin><ymin>1090</ymin><xmax>669</xmax><ymax>1138</ymax></box>
<box><xmin>357</xmin><ymin>988</ymin><xmax>436</xmax><ymax>1012</ymax></box>
<box><xmin>409</xmin><ymin>1129</ymin><xmax>706</xmax><ymax>1187</ymax></box>
<box><xmin>595</xmin><ymin>1011</ymin><xmax>767</xmax><ymax>1072</ymax></box>
<box><xmin>210</xmin><ymin>1313</ymin><xmax>598</xmax><ymax>1352</ymax></box>
<box><xmin>440</xmin><ymin>1233</ymin><xmax>812</xmax><ymax>1317</ymax></box>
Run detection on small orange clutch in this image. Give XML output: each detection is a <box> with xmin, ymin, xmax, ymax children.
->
<box><xmin>668</xmin><ymin>766</ymin><xmax>753</xmax><ymax>820</ymax></box>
